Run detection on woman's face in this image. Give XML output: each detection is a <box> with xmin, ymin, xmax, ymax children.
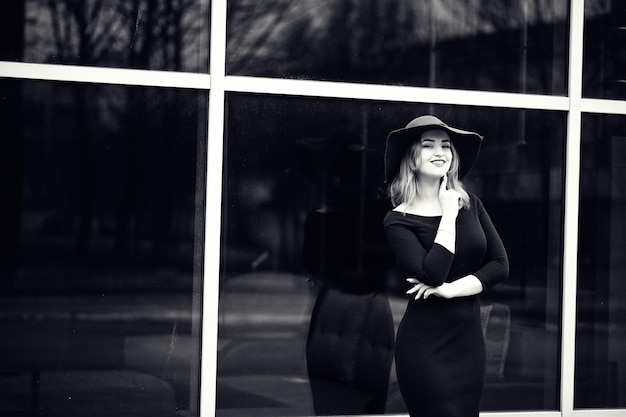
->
<box><xmin>413</xmin><ymin>129</ymin><xmax>453</xmax><ymax>179</ymax></box>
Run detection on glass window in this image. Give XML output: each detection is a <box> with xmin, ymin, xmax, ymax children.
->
<box><xmin>226</xmin><ymin>0</ymin><xmax>569</xmax><ymax>95</ymax></box>
<box><xmin>0</xmin><ymin>0</ymin><xmax>209</xmax><ymax>72</ymax></box>
<box><xmin>216</xmin><ymin>93</ymin><xmax>564</xmax><ymax>415</ymax></box>
<box><xmin>0</xmin><ymin>78</ymin><xmax>206</xmax><ymax>416</ymax></box>
<box><xmin>583</xmin><ymin>1</ymin><xmax>626</xmax><ymax>100</ymax></box>
<box><xmin>576</xmin><ymin>113</ymin><xmax>626</xmax><ymax>408</ymax></box>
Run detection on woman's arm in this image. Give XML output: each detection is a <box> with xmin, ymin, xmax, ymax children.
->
<box><xmin>407</xmin><ymin>275</ymin><xmax>483</xmax><ymax>299</ymax></box>
<box><xmin>408</xmin><ymin>198</ymin><xmax>509</xmax><ymax>300</ymax></box>
<box><xmin>434</xmin><ymin>175</ymin><xmax>461</xmax><ymax>253</ymax></box>
<box><xmin>384</xmin><ymin>221</ymin><xmax>455</xmax><ymax>287</ymax></box>
<box><xmin>472</xmin><ymin>200</ymin><xmax>509</xmax><ymax>289</ymax></box>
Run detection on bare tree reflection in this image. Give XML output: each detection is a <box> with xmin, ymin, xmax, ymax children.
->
<box><xmin>226</xmin><ymin>0</ymin><xmax>571</xmax><ymax>93</ymax></box>
<box><xmin>18</xmin><ymin>0</ymin><xmax>206</xmax><ymax>264</ymax></box>
<box><xmin>25</xmin><ymin>0</ymin><xmax>207</xmax><ymax>71</ymax></box>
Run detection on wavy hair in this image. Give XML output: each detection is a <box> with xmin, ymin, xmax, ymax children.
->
<box><xmin>389</xmin><ymin>140</ymin><xmax>470</xmax><ymax>209</ymax></box>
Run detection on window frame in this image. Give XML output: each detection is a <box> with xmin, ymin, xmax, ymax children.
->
<box><xmin>1</xmin><ymin>1</ymin><xmax>626</xmax><ymax>416</ymax></box>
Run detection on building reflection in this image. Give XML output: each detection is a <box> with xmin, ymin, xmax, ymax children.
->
<box><xmin>216</xmin><ymin>93</ymin><xmax>566</xmax><ymax>414</ymax></box>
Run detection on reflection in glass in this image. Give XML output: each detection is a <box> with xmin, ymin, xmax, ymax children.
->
<box><xmin>217</xmin><ymin>93</ymin><xmax>564</xmax><ymax>415</ymax></box>
<box><xmin>0</xmin><ymin>78</ymin><xmax>206</xmax><ymax>416</ymax></box>
<box><xmin>576</xmin><ymin>114</ymin><xmax>626</xmax><ymax>408</ymax></box>
<box><xmin>226</xmin><ymin>0</ymin><xmax>569</xmax><ymax>95</ymax></box>
<box><xmin>0</xmin><ymin>0</ymin><xmax>209</xmax><ymax>72</ymax></box>
<box><xmin>583</xmin><ymin>2</ymin><xmax>626</xmax><ymax>100</ymax></box>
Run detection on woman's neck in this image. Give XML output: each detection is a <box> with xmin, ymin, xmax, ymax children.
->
<box><xmin>418</xmin><ymin>174</ymin><xmax>442</xmax><ymax>199</ymax></box>
<box><xmin>396</xmin><ymin>177</ymin><xmax>443</xmax><ymax>216</ymax></box>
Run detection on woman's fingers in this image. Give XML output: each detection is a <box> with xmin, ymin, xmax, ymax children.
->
<box><xmin>406</xmin><ymin>279</ymin><xmax>433</xmax><ymax>299</ymax></box>
<box><xmin>440</xmin><ymin>174</ymin><xmax>448</xmax><ymax>191</ymax></box>
<box><xmin>416</xmin><ymin>285</ymin><xmax>429</xmax><ymax>300</ymax></box>
<box><xmin>406</xmin><ymin>278</ymin><xmax>441</xmax><ymax>300</ymax></box>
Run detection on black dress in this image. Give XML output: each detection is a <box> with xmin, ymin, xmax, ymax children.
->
<box><xmin>383</xmin><ymin>194</ymin><xmax>508</xmax><ymax>417</ymax></box>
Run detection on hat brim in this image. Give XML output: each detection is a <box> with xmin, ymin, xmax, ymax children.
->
<box><xmin>384</xmin><ymin>122</ymin><xmax>483</xmax><ymax>182</ymax></box>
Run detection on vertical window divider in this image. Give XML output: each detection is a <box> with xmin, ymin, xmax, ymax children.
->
<box><xmin>561</xmin><ymin>0</ymin><xmax>585</xmax><ymax>415</ymax></box>
<box><xmin>201</xmin><ymin>0</ymin><xmax>228</xmax><ymax>416</ymax></box>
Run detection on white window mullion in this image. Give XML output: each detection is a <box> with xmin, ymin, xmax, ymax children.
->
<box><xmin>0</xmin><ymin>61</ymin><xmax>211</xmax><ymax>89</ymax></box>
<box><xmin>224</xmin><ymin>75</ymin><xmax>570</xmax><ymax>112</ymax></box>
<box><xmin>572</xmin><ymin>410</ymin><xmax>626</xmax><ymax>416</ymax></box>
<box><xmin>581</xmin><ymin>97</ymin><xmax>626</xmax><ymax>115</ymax></box>
<box><xmin>561</xmin><ymin>0</ymin><xmax>585</xmax><ymax>415</ymax></box>
<box><xmin>201</xmin><ymin>0</ymin><xmax>227</xmax><ymax>416</ymax></box>
<box><xmin>480</xmin><ymin>412</ymin><xmax>561</xmax><ymax>417</ymax></box>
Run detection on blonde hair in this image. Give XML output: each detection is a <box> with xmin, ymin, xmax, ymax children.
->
<box><xmin>389</xmin><ymin>140</ymin><xmax>470</xmax><ymax>209</ymax></box>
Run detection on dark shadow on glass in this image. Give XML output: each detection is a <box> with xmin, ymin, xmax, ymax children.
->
<box><xmin>297</xmin><ymin>128</ymin><xmax>394</xmax><ymax>415</ymax></box>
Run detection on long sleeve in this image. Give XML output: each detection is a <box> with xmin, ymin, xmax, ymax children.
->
<box><xmin>472</xmin><ymin>199</ymin><xmax>509</xmax><ymax>289</ymax></box>
<box><xmin>383</xmin><ymin>194</ymin><xmax>508</xmax><ymax>291</ymax></box>
<box><xmin>384</xmin><ymin>217</ymin><xmax>453</xmax><ymax>287</ymax></box>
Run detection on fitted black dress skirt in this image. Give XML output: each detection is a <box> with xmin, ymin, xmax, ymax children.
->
<box><xmin>394</xmin><ymin>295</ymin><xmax>486</xmax><ymax>417</ymax></box>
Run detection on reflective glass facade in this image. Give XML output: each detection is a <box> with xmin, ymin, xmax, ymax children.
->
<box><xmin>2</xmin><ymin>1</ymin><xmax>626</xmax><ymax>416</ymax></box>
<box><xmin>226</xmin><ymin>0</ymin><xmax>569</xmax><ymax>94</ymax></box>
<box><xmin>217</xmin><ymin>95</ymin><xmax>565</xmax><ymax>415</ymax></box>
<box><xmin>583</xmin><ymin>1</ymin><xmax>626</xmax><ymax>100</ymax></box>
<box><xmin>576</xmin><ymin>113</ymin><xmax>626</xmax><ymax>408</ymax></box>
<box><xmin>2</xmin><ymin>0</ymin><xmax>209</xmax><ymax>72</ymax></box>
<box><xmin>0</xmin><ymin>78</ymin><xmax>205</xmax><ymax>416</ymax></box>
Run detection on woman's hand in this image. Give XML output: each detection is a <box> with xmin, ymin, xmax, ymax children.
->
<box><xmin>406</xmin><ymin>278</ymin><xmax>454</xmax><ymax>300</ymax></box>
<box><xmin>406</xmin><ymin>275</ymin><xmax>484</xmax><ymax>300</ymax></box>
<box><xmin>438</xmin><ymin>175</ymin><xmax>461</xmax><ymax>217</ymax></box>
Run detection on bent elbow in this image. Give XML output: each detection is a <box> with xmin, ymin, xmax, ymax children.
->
<box><xmin>403</xmin><ymin>266</ymin><xmax>447</xmax><ymax>287</ymax></box>
<box><xmin>420</xmin><ymin>268</ymin><xmax>448</xmax><ymax>287</ymax></box>
<box><xmin>500</xmin><ymin>257</ymin><xmax>510</xmax><ymax>280</ymax></box>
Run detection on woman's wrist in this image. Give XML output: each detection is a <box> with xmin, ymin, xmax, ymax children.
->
<box><xmin>441</xmin><ymin>210</ymin><xmax>458</xmax><ymax>221</ymax></box>
<box><xmin>434</xmin><ymin>228</ymin><xmax>456</xmax><ymax>253</ymax></box>
<box><xmin>438</xmin><ymin>214</ymin><xmax>457</xmax><ymax>233</ymax></box>
<box><xmin>448</xmin><ymin>276</ymin><xmax>483</xmax><ymax>298</ymax></box>
<box><xmin>437</xmin><ymin>228</ymin><xmax>455</xmax><ymax>237</ymax></box>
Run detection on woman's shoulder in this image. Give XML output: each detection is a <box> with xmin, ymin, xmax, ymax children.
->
<box><xmin>466</xmin><ymin>192</ymin><xmax>486</xmax><ymax>214</ymax></box>
<box><xmin>383</xmin><ymin>209</ymin><xmax>400</xmax><ymax>226</ymax></box>
<box><xmin>384</xmin><ymin>208</ymin><xmax>440</xmax><ymax>228</ymax></box>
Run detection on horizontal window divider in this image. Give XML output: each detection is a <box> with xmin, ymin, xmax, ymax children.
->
<box><xmin>571</xmin><ymin>410</ymin><xmax>626</xmax><ymax>416</ymax></box>
<box><xmin>356</xmin><ymin>414</ymin><xmax>560</xmax><ymax>417</ymax></box>
<box><xmin>480</xmin><ymin>412</ymin><xmax>561</xmax><ymax>417</ymax></box>
<box><xmin>0</xmin><ymin>61</ymin><xmax>211</xmax><ymax>89</ymax></box>
<box><xmin>224</xmin><ymin>75</ymin><xmax>570</xmax><ymax>111</ymax></box>
<box><xmin>581</xmin><ymin>98</ymin><xmax>626</xmax><ymax>115</ymax></box>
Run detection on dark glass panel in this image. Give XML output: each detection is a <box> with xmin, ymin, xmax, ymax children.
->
<box><xmin>576</xmin><ymin>113</ymin><xmax>626</xmax><ymax>408</ymax></box>
<box><xmin>217</xmin><ymin>93</ymin><xmax>564</xmax><ymax>415</ymax></box>
<box><xmin>0</xmin><ymin>0</ymin><xmax>209</xmax><ymax>72</ymax></box>
<box><xmin>0</xmin><ymin>78</ymin><xmax>206</xmax><ymax>416</ymax></box>
<box><xmin>226</xmin><ymin>0</ymin><xmax>569</xmax><ymax>95</ymax></box>
<box><xmin>583</xmin><ymin>2</ymin><xmax>626</xmax><ymax>99</ymax></box>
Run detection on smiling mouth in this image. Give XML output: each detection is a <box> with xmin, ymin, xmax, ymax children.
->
<box><xmin>431</xmin><ymin>159</ymin><xmax>447</xmax><ymax>166</ymax></box>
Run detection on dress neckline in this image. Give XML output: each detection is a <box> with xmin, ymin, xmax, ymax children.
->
<box><xmin>391</xmin><ymin>209</ymin><xmax>441</xmax><ymax>219</ymax></box>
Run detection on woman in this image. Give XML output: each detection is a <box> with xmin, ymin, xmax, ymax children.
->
<box><xmin>383</xmin><ymin>115</ymin><xmax>508</xmax><ymax>416</ymax></box>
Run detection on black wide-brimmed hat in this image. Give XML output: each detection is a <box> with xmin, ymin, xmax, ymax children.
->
<box><xmin>384</xmin><ymin>115</ymin><xmax>483</xmax><ymax>182</ymax></box>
